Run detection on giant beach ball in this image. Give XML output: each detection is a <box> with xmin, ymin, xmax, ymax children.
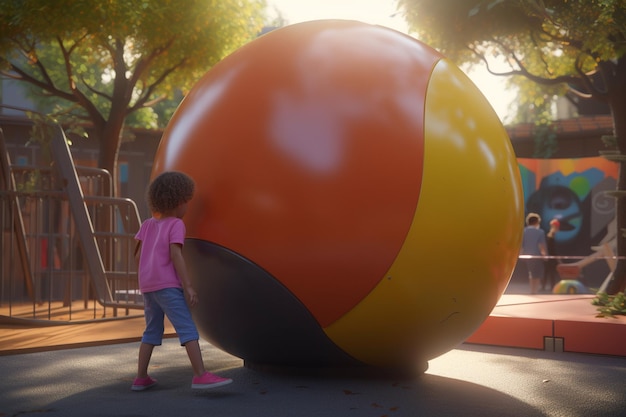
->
<box><xmin>152</xmin><ymin>20</ymin><xmax>523</xmax><ymax>371</ymax></box>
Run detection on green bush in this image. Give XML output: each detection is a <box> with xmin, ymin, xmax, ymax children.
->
<box><xmin>592</xmin><ymin>292</ymin><xmax>626</xmax><ymax>318</ymax></box>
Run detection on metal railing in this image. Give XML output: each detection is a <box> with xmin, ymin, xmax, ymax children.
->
<box><xmin>1</xmin><ymin>120</ymin><xmax>144</xmax><ymax>323</ymax></box>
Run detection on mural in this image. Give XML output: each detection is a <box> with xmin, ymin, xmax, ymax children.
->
<box><xmin>518</xmin><ymin>157</ymin><xmax>618</xmax><ymax>286</ymax></box>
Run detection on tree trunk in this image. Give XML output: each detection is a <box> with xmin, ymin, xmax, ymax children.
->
<box><xmin>603</xmin><ymin>58</ymin><xmax>626</xmax><ymax>294</ymax></box>
<box><xmin>97</xmin><ymin>124</ymin><xmax>122</xmax><ymax>197</ymax></box>
<box><xmin>96</xmin><ymin>39</ymin><xmax>132</xmax><ymax>198</ymax></box>
<box><xmin>96</xmin><ymin>86</ymin><xmax>128</xmax><ymax>198</ymax></box>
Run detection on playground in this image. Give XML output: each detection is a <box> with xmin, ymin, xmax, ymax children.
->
<box><xmin>2</xmin><ymin>20</ymin><xmax>625</xmax><ymax>414</ymax></box>
<box><xmin>2</xmin><ymin>123</ymin><xmax>624</xmax><ymax>414</ymax></box>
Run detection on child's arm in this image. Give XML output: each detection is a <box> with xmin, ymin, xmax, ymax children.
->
<box><xmin>170</xmin><ymin>243</ymin><xmax>198</xmax><ymax>307</ymax></box>
<box><xmin>134</xmin><ymin>240</ymin><xmax>142</xmax><ymax>265</ymax></box>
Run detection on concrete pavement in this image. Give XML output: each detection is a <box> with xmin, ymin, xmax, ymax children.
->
<box><xmin>1</xmin><ymin>338</ymin><xmax>624</xmax><ymax>417</ymax></box>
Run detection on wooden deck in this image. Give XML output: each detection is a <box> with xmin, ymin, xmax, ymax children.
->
<box><xmin>0</xmin><ymin>299</ymin><xmax>141</xmax><ymax>323</ymax></box>
<box><xmin>0</xmin><ymin>300</ymin><xmax>164</xmax><ymax>355</ymax></box>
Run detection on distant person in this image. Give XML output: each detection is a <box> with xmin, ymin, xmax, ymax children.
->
<box><xmin>132</xmin><ymin>171</ymin><xmax>232</xmax><ymax>391</ymax></box>
<box><xmin>543</xmin><ymin>218</ymin><xmax>561</xmax><ymax>292</ymax></box>
<box><xmin>521</xmin><ymin>213</ymin><xmax>547</xmax><ymax>294</ymax></box>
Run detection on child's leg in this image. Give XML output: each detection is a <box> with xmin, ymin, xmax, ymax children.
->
<box><xmin>155</xmin><ymin>288</ymin><xmax>204</xmax><ymax>376</ymax></box>
<box><xmin>137</xmin><ymin>342</ymin><xmax>155</xmax><ymax>378</ymax></box>
<box><xmin>137</xmin><ymin>292</ymin><xmax>165</xmax><ymax>378</ymax></box>
<box><xmin>530</xmin><ymin>277</ymin><xmax>541</xmax><ymax>294</ymax></box>
<box><xmin>528</xmin><ymin>260</ymin><xmax>543</xmax><ymax>294</ymax></box>
<box><xmin>184</xmin><ymin>340</ymin><xmax>207</xmax><ymax>377</ymax></box>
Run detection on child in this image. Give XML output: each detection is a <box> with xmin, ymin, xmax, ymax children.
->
<box><xmin>131</xmin><ymin>171</ymin><xmax>232</xmax><ymax>391</ymax></box>
<box><xmin>521</xmin><ymin>213</ymin><xmax>547</xmax><ymax>295</ymax></box>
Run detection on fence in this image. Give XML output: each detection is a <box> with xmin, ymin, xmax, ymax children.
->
<box><xmin>1</xmin><ymin>117</ymin><xmax>144</xmax><ymax>323</ymax></box>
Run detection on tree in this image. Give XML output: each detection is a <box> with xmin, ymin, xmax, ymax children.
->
<box><xmin>397</xmin><ymin>0</ymin><xmax>626</xmax><ymax>294</ymax></box>
<box><xmin>0</xmin><ymin>0</ymin><xmax>266</xmax><ymax>194</ymax></box>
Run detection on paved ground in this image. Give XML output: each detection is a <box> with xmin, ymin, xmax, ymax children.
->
<box><xmin>1</xmin><ymin>338</ymin><xmax>624</xmax><ymax>417</ymax></box>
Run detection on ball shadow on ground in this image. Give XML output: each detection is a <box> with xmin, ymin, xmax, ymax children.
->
<box><xmin>44</xmin><ymin>366</ymin><xmax>546</xmax><ymax>417</ymax></box>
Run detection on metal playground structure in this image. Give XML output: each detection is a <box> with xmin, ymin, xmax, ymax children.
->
<box><xmin>1</xmin><ymin>112</ymin><xmax>144</xmax><ymax>324</ymax></box>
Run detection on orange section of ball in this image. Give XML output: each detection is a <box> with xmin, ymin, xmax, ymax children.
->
<box><xmin>153</xmin><ymin>21</ymin><xmax>443</xmax><ymax>327</ymax></box>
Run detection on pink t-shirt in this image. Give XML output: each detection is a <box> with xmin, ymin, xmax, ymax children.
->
<box><xmin>135</xmin><ymin>216</ymin><xmax>185</xmax><ymax>293</ymax></box>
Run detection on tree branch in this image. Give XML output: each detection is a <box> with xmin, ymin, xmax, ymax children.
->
<box><xmin>79</xmin><ymin>73</ymin><xmax>113</xmax><ymax>101</ymax></box>
<box><xmin>139</xmin><ymin>94</ymin><xmax>167</xmax><ymax>108</ymax></box>
<box><xmin>127</xmin><ymin>57</ymin><xmax>187</xmax><ymax>114</ymax></box>
<box><xmin>0</xmin><ymin>59</ymin><xmax>76</xmax><ymax>103</ymax></box>
<box><xmin>128</xmin><ymin>36</ymin><xmax>177</xmax><ymax>88</ymax></box>
<box><xmin>123</xmin><ymin>37</ymin><xmax>183</xmax><ymax>114</ymax></box>
<box><xmin>55</xmin><ymin>36</ymin><xmax>106</xmax><ymax>126</ymax></box>
<box><xmin>468</xmin><ymin>38</ymin><xmax>607</xmax><ymax>103</ymax></box>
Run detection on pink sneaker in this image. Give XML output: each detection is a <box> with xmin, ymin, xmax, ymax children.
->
<box><xmin>131</xmin><ymin>375</ymin><xmax>157</xmax><ymax>391</ymax></box>
<box><xmin>191</xmin><ymin>372</ymin><xmax>233</xmax><ymax>389</ymax></box>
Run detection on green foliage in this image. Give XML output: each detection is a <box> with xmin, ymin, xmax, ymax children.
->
<box><xmin>532</xmin><ymin>123</ymin><xmax>558</xmax><ymax>158</ymax></box>
<box><xmin>398</xmin><ymin>0</ymin><xmax>626</xmax><ymax>120</ymax></box>
<box><xmin>601</xmin><ymin>135</ymin><xmax>619</xmax><ymax>150</ymax></box>
<box><xmin>24</xmin><ymin>110</ymin><xmax>57</xmax><ymax>164</ymax></box>
<box><xmin>14</xmin><ymin>169</ymin><xmax>41</xmax><ymax>193</ymax></box>
<box><xmin>0</xmin><ymin>0</ymin><xmax>267</xmax><ymax>184</ymax></box>
<box><xmin>593</xmin><ymin>292</ymin><xmax>626</xmax><ymax>318</ymax></box>
<box><xmin>0</xmin><ymin>0</ymin><xmax>267</xmax><ymax>115</ymax></box>
<box><xmin>510</xmin><ymin>77</ymin><xmax>562</xmax><ymax>157</ymax></box>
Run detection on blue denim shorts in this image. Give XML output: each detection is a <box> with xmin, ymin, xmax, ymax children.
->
<box><xmin>141</xmin><ymin>287</ymin><xmax>199</xmax><ymax>346</ymax></box>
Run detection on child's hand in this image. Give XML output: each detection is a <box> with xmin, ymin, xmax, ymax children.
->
<box><xmin>186</xmin><ymin>287</ymin><xmax>198</xmax><ymax>307</ymax></box>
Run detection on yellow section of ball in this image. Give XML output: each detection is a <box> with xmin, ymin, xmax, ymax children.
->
<box><xmin>323</xmin><ymin>59</ymin><xmax>524</xmax><ymax>368</ymax></box>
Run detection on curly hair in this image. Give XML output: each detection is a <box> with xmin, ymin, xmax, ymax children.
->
<box><xmin>147</xmin><ymin>171</ymin><xmax>195</xmax><ymax>214</ymax></box>
<box><xmin>525</xmin><ymin>212</ymin><xmax>541</xmax><ymax>226</ymax></box>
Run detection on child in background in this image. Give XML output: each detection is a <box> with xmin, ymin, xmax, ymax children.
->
<box><xmin>521</xmin><ymin>213</ymin><xmax>547</xmax><ymax>295</ymax></box>
<box><xmin>131</xmin><ymin>171</ymin><xmax>232</xmax><ymax>391</ymax></box>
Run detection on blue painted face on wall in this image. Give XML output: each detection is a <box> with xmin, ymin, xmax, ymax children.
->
<box><xmin>526</xmin><ymin>185</ymin><xmax>582</xmax><ymax>243</ymax></box>
<box><xmin>518</xmin><ymin>159</ymin><xmax>617</xmax><ymax>260</ymax></box>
